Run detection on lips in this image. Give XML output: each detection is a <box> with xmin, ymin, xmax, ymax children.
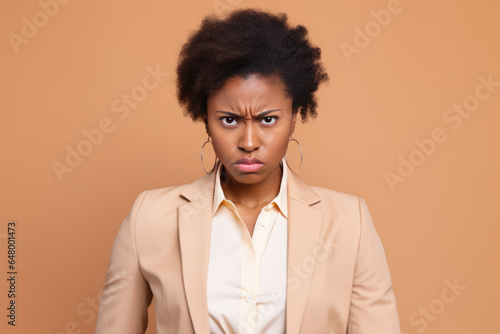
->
<box><xmin>234</xmin><ymin>157</ymin><xmax>264</xmax><ymax>172</ymax></box>
<box><xmin>235</xmin><ymin>157</ymin><xmax>263</xmax><ymax>165</ymax></box>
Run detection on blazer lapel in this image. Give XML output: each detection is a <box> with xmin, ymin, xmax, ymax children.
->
<box><xmin>177</xmin><ymin>165</ymin><xmax>324</xmax><ymax>334</ymax></box>
<box><xmin>285</xmin><ymin>168</ymin><xmax>324</xmax><ymax>334</ymax></box>
<box><xmin>178</xmin><ymin>171</ymin><xmax>216</xmax><ymax>334</ymax></box>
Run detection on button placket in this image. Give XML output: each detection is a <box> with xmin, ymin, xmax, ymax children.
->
<box><xmin>261</xmin><ymin>214</ymin><xmax>270</xmax><ymax>227</ymax></box>
<box><xmin>261</xmin><ymin>204</ymin><xmax>273</xmax><ymax>227</ymax></box>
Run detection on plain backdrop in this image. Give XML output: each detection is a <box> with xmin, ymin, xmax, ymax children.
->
<box><xmin>1</xmin><ymin>0</ymin><xmax>499</xmax><ymax>333</ymax></box>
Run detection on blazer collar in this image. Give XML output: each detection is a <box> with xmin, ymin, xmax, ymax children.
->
<box><xmin>178</xmin><ymin>160</ymin><xmax>323</xmax><ymax>334</ymax></box>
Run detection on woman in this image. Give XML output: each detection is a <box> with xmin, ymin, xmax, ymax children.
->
<box><xmin>95</xmin><ymin>8</ymin><xmax>401</xmax><ymax>334</ymax></box>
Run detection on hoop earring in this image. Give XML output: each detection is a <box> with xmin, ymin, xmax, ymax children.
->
<box><xmin>201</xmin><ymin>135</ymin><xmax>218</xmax><ymax>174</ymax></box>
<box><xmin>285</xmin><ymin>136</ymin><xmax>303</xmax><ymax>172</ymax></box>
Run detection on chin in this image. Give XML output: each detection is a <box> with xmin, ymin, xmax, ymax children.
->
<box><xmin>227</xmin><ymin>167</ymin><xmax>266</xmax><ymax>183</ymax></box>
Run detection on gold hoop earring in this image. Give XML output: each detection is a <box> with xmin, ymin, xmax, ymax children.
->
<box><xmin>201</xmin><ymin>135</ymin><xmax>218</xmax><ymax>174</ymax></box>
<box><xmin>285</xmin><ymin>136</ymin><xmax>303</xmax><ymax>172</ymax></box>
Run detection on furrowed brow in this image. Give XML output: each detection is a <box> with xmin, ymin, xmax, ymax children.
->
<box><xmin>216</xmin><ymin>109</ymin><xmax>281</xmax><ymax>118</ymax></box>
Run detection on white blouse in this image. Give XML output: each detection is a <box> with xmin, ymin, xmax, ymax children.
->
<box><xmin>207</xmin><ymin>158</ymin><xmax>289</xmax><ymax>334</ymax></box>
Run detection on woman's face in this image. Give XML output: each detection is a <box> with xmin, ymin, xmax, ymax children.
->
<box><xmin>206</xmin><ymin>73</ymin><xmax>297</xmax><ymax>185</ymax></box>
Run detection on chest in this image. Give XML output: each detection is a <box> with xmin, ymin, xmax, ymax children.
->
<box><xmin>206</xmin><ymin>208</ymin><xmax>289</xmax><ymax>333</ymax></box>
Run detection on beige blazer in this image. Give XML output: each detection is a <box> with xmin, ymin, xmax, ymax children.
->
<box><xmin>95</xmin><ymin>166</ymin><xmax>401</xmax><ymax>334</ymax></box>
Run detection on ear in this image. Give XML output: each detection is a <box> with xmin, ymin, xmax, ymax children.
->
<box><xmin>290</xmin><ymin>110</ymin><xmax>298</xmax><ymax>136</ymax></box>
<box><xmin>204</xmin><ymin>116</ymin><xmax>210</xmax><ymax>137</ymax></box>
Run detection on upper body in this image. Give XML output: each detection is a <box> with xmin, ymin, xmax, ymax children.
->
<box><xmin>96</xmin><ymin>7</ymin><xmax>401</xmax><ymax>334</ymax></box>
<box><xmin>207</xmin><ymin>156</ymin><xmax>290</xmax><ymax>333</ymax></box>
<box><xmin>94</xmin><ymin>157</ymin><xmax>401</xmax><ymax>333</ymax></box>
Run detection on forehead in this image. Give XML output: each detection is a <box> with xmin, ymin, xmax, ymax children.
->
<box><xmin>207</xmin><ymin>74</ymin><xmax>291</xmax><ymax>112</ymax></box>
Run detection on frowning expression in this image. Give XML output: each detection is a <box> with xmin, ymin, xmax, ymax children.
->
<box><xmin>206</xmin><ymin>73</ymin><xmax>297</xmax><ymax>185</ymax></box>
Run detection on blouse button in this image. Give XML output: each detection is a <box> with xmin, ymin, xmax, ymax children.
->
<box><xmin>245</xmin><ymin>296</ymin><xmax>253</xmax><ymax>303</ymax></box>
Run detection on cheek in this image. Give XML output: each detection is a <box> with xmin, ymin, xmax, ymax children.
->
<box><xmin>211</xmin><ymin>136</ymin><xmax>233</xmax><ymax>158</ymax></box>
<box><xmin>268</xmin><ymin>132</ymin><xmax>290</xmax><ymax>152</ymax></box>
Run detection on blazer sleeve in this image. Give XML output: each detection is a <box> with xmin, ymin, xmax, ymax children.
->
<box><xmin>95</xmin><ymin>190</ymin><xmax>153</xmax><ymax>334</ymax></box>
<box><xmin>346</xmin><ymin>196</ymin><xmax>401</xmax><ymax>334</ymax></box>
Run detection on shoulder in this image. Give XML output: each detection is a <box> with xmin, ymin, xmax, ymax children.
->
<box><xmin>144</xmin><ymin>182</ymin><xmax>191</xmax><ymax>201</ymax></box>
<box><xmin>128</xmin><ymin>180</ymin><xmax>196</xmax><ymax>217</ymax></box>
<box><xmin>308</xmin><ymin>184</ymin><xmax>365</xmax><ymax>212</ymax></box>
<box><xmin>304</xmin><ymin>184</ymin><xmax>374</xmax><ymax>230</ymax></box>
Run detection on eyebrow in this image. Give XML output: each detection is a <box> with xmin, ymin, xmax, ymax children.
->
<box><xmin>215</xmin><ymin>109</ymin><xmax>282</xmax><ymax>118</ymax></box>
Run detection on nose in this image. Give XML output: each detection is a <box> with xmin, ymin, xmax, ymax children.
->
<box><xmin>238</xmin><ymin>121</ymin><xmax>260</xmax><ymax>152</ymax></box>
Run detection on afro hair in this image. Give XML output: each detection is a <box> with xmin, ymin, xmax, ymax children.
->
<box><xmin>176</xmin><ymin>8</ymin><xmax>329</xmax><ymax>123</ymax></box>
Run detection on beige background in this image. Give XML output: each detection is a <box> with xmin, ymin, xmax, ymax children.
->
<box><xmin>1</xmin><ymin>0</ymin><xmax>498</xmax><ymax>333</ymax></box>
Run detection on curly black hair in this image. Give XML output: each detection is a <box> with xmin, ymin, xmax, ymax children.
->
<box><xmin>176</xmin><ymin>8</ymin><xmax>329</xmax><ymax>123</ymax></box>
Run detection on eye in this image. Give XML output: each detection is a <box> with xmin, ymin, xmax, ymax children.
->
<box><xmin>261</xmin><ymin>116</ymin><xmax>278</xmax><ymax>125</ymax></box>
<box><xmin>220</xmin><ymin>117</ymin><xmax>238</xmax><ymax>126</ymax></box>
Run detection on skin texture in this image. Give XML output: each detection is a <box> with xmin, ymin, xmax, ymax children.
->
<box><xmin>205</xmin><ymin>73</ymin><xmax>297</xmax><ymax>235</ymax></box>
